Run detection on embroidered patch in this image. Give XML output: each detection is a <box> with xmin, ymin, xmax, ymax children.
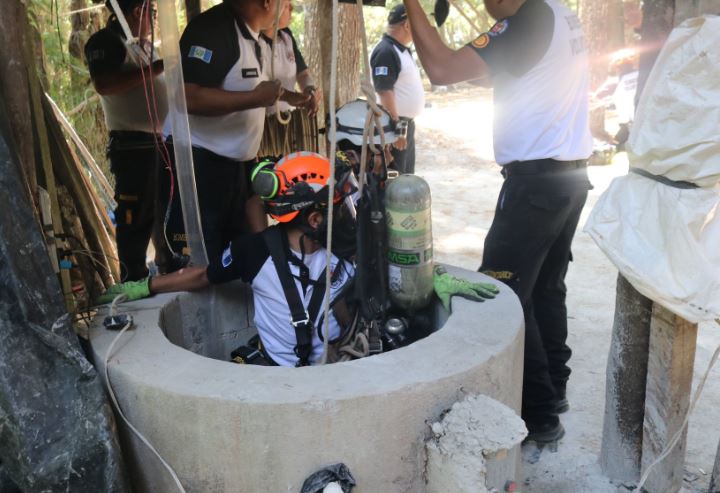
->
<box><xmin>374</xmin><ymin>66</ymin><xmax>389</xmax><ymax>76</ymax></box>
<box><xmin>221</xmin><ymin>246</ymin><xmax>233</xmax><ymax>268</ymax></box>
<box><xmin>481</xmin><ymin>270</ymin><xmax>515</xmax><ymax>281</ymax></box>
<box><xmin>188</xmin><ymin>45</ymin><xmax>213</xmax><ymax>63</ymax></box>
<box><xmin>242</xmin><ymin>68</ymin><xmax>259</xmax><ymax>78</ymax></box>
<box><xmin>471</xmin><ymin>33</ymin><xmax>490</xmax><ymax>49</ymax></box>
<box><xmin>489</xmin><ymin>20</ymin><xmax>509</xmax><ymax>36</ymax></box>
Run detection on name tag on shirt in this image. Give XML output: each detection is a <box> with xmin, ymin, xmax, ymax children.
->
<box><xmin>242</xmin><ymin>68</ymin><xmax>259</xmax><ymax>78</ymax></box>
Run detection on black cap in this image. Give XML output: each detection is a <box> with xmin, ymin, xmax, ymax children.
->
<box><xmin>387</xmin><ymin>4</ymin><xmax>408</xmax><ymax>25</ymax></box>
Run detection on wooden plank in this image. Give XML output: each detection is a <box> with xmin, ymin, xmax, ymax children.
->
<box><xmin>710</xmin><ymin>438</ymin><xmax>720</xmax><ymax>493</ymax></box>
<box><xmin>600</xmin><ymin>275</ymin><xmax>653</xmax><ymax>483</ymax></box>
<box><xmin>640</xmin><ymin>304</ymin><xmax>698</xmax><ymax>493</ymax></box>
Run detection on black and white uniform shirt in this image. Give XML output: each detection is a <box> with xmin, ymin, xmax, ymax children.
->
<box><xmin>261</xmin><ymin>28</ymin><xmax>308</xmax><ymax>114</ymax></box>
<box><xmin>207</xmin><ymin>227</ymin><xmax>355</xmax><ymax>367</ymax></box>
<box><xmin>467</xmin><ymin>0</ymin><xmax>592</xmax><ymax>165</ymax></box>
<box><xmin>85</xmin><ymin>21</ymin><xmax>168</xmax><ymax>133</ymax></box>
<box><xmin>180</xmin><ymin>3</ymin><xmax>270</xmax><ymax>161</ymax></box>
<box><xmin>370</xmin><ymin>34</ymin><xmax>425</xmax><ymax>119</ymax></box>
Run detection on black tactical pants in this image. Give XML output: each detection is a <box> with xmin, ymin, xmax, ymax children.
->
<box><xmin>390</xmin><ymin>119</ymin><xmax>416</xmax><ymax>175</ymax></box>
<box><xmin>479</xmin><ymin>159</ymin><xmax>591</xmax><ymax>427</ymax></box>
<box><xmin>162</xmin><ymin>144</ymin><xmax>253</xmax><ymax>266</ymax></box>
<box><xmin>108</xmin><ymin>131</ymin><xmax>162</xmax><ymax>281</ymax></box>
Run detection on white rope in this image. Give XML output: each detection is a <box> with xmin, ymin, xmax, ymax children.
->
<box><xmin>319</xmin><ymin>0</ymin><xmax>340</xmax><ymax>365</ymax></box>
<box><xmin>636</xmin><ymin>335</ymin><xmax>720</xmax><ymax>491</ymax></box>
<box><xmin>270</xmin><ymin>0</ymin><xmax>291</xmax><ymax>125</ymax></box>
<box><xmin>104</xmin><ymin>295</ymin><xmax>187</xmax><ymax>492</ymax></box>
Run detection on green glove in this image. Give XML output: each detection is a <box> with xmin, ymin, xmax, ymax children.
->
<box><xmin>96</xmin><ymin>277</ymin><xmax>151</xmax><ymax>305</ymax></box>
<box><xmin>433</xmin><ymin>266</ymin><xmax>499</xmax><ymax>312</ymax></box>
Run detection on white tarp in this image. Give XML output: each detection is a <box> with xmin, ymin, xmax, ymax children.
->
<box><xmin>585</xmin><ymin>15</ymin><xmax>720</xmax><ymax>323</ymax></box>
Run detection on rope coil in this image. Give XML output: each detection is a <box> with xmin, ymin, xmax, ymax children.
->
<box><xmin>270</xmin><ymin>0</ymin><xmax>292</xmax><ymax>125</ymax></box>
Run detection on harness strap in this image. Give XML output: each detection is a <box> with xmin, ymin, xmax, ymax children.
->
<box><xmin>263</xmin><ymin>227</ymin><xmax>327</xmax><ymax>367</ymax></box>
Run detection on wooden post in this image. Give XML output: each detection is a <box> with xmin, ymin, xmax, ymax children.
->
<box><xmin>640</xmin><ymin>305</ymin><xmax>697</xmax><ymax>492</ymax></box>
<box><xmin>710</xmin><ymin>439</ymin><xmax>720</xmax><ymax>493</ymax></box>
<box><xmin>600</xmin><ymin>275</ymin><xmax>653</xmax><ymax>482</ymax></box>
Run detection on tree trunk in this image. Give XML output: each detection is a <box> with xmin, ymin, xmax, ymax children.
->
<box><xmin>305</xmin><ymin>0</ymin><xmax>361</xmax><ymax>128</ymax></box>
<box><xmin>0</xmin><ymin>0</ymin><xmax>37</xmax><ymax>204</ymax></box>
<box><xmin>600</xmin><ymin>275</ymin><xmax>653</xmax><ymax>483</ymax></box>
<box><xmin>674</xmin><ymin>0</ymin><xmax>720</xmax><ymax>24</ymax></box>
<box><xmin>581</xmin><ymin>0</ymin><xmax>625</xmax><ymax>141</ymax></box>
<box><xmin>635</xmin><ymin>0</ymin><xmax>675</xmax><ymax>105</ymax></box>
<box><xmin>184</xmin><ymin>0</ymin><xmax>202</xmax><ymax>21</ymax></box>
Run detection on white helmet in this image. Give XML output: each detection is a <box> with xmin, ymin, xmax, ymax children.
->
<box><xmin>333</xmin><ymin>99</ymin><xmax>397</xmax><ymax>146</ymax></box>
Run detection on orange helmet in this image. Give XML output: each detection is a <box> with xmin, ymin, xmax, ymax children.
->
<box><xmin>252</xmin><ymin>152</ymin><xmax>339</xmax><ymax>223</ymax></box>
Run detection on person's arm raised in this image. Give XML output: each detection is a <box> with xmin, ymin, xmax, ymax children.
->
<box><xmin>403</xmin><ymin>0</ymin><xmax>489</xmax><ymax>85</ymax></box>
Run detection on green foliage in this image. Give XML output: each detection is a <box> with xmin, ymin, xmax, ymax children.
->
<box><xmin>29</xmin><ymin>0</ymin><xmax>110</xmax><ymax>175</ymax></box>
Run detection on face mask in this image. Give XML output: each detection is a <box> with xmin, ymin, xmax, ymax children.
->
<box><xmin>305</xmin><ymin>201</ymin><xmax>357</xmax><ymax>260</ymax></box>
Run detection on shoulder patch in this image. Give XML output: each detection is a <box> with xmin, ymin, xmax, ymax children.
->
<box><xmin>471</xmin><ymin>33</ymin><xmax>490</xmax><ymax>49</ymax></box>
<box><xmin>374</xmin><ymin>66</ymin><xmax>389</xmax><ymax>76</ymax></box>
<box><xmin>222</xmin><ymin>245</ymin><xmax>233</xmax><ymax>267</ymax></box>
<box><xmin>489</xmin><ymin>20</ymin><xmax>509</xmax><ymax>37</ymax></box>
<box><xmin>188</xmin><ymin>45</ymin><xmax>213</xmax><ymax>63</ymax></box>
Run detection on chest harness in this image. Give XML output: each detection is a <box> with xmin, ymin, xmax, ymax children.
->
<box><xmin>263</xmin><ymin>227</ymin><xmax>347</xmax><ymax>367</ymax></box>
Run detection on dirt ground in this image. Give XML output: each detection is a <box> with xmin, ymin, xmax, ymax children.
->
<box><xmin>414</xmin><ymin>87</ymin><xmax>720</xmax><ymax>493</ymax></box>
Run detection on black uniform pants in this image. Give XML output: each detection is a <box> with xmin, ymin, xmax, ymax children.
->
<box><xmin>479</xmin><ymin>159</ymin><xmax>591</xmax><ymax>426</ymax></box>
<box><xmin>108</xmin><ymin>131</ymin><xmax>162</xmax><ymax>281</ymax></box>
<box><xmin>162</xmin><ymin>144</ymin><xmax>254</xmax><ymax>266</ymax></box>
<box><xmin>390</xmin><ymin>119</ymin><xmax>416</xmax><ymax>175</ymax></box>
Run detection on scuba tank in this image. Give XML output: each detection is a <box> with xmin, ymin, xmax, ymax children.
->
<box><xmin>385</xmin><ymin>175</ymin><xmax>434</xmax><ymax>312</ymax></box>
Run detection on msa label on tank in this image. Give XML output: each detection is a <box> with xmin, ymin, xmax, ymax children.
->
<box><xmin>388</xmin><ymin>248</ymin><xmax>433</xmax><ymax>266</ymax></box>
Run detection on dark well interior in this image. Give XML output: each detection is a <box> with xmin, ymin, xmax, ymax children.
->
<box><xmin>159</xmin><ymin>281</ymin><xmax>448</xmax><ymax>362</ymax></box>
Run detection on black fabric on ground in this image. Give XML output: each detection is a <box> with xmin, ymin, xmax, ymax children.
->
<box><xmin>300</xmin><ymin>463</ymin><xmax>356</xmax><ymax>493</ymax></box>
<box><xmin>0</xmin><ymin>103</ymin><xmax>127</xmax><ymax>492</ymax></box>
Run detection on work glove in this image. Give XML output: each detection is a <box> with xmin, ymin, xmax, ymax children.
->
<box><xmin>96</xmin><ymin>277</ymin><xmax>151</xmax><ymax>305</ymax></box>
<box><xmin>433</xmin><ymin>265</ymin><xmax>499</xmax><ymax>312</ymax></box>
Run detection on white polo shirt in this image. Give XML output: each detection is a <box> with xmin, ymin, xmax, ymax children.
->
<box><xmin>371</xmin><ymin>34</ymin><xmax>425</xmax><ymax>119</ymax></box>
<box><xmin>85</xmin><ymin>22</ymin><xmax>168</xmax><ymax>133</ymax></box>
<box><xmin>467</xmin><ymin>0</ymin><xmax>592</xmax><ymax>165</ymax></box>
<box><xmin>180</xmin><ymin>3</ymin><xmax>269</xmax><ymax>161</ymax></box>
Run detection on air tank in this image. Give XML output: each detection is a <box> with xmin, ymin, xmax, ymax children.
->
<box><xmin>385</xmin><ymin>175</ymin><xmax>434</xmax><ymax>312</ymax></box>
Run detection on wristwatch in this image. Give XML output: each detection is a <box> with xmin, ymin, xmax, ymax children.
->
<box><xmin>395</xmin><ymin>119</ymin><xmax>408</xmax><ymax>139</ymax></box>
<box><xmin>303</xmin><ymin>85</ymin><xmax>317</xmax><ymax>96</ymax></box>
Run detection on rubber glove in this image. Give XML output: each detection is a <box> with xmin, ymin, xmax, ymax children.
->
<box><xmin>433</xmin><ymin>265</ymin><xmax>499</xmax><ymax>312</ymax></box>
<box><xmin>96</xmin><ymin>277</ymin><xmax>151</xmax><ymax>305</ymax></box>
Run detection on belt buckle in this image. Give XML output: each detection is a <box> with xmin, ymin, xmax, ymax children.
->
<box><xmin>291</xmin><ymin>312</ymin><xmax>311</xmax><ymax>328</ymax></box>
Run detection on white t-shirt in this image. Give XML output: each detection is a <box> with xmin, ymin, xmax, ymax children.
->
<box><xmin>207</xmin><ymin>226</ymin><xmax>355</xmax><ymax>367</ymax></box>
<box><xmin>467</xmin><ymin>0</ymin><xmax>592</xmax><ymax>164</ymax></box>
<box><xmin>85</xmin><ymin>23</ymin><xmax>168</xmax><ymax>133</ymax></box>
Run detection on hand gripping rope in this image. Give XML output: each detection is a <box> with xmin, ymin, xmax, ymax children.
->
<box><xmin>270</xmin><ymin>0</ymin><xmax>292</xmax><ymax>125</ymax></box>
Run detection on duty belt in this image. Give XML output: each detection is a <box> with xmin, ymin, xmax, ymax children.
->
<box><xmin>502</xmin><ymin>159</ymin><xmax>587</xmax><ymax>177</ymax></box>
<box><xmin>107</xmin><ymin>130</ymin><xmax>162</xmax><ymax>153</ymax></box>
